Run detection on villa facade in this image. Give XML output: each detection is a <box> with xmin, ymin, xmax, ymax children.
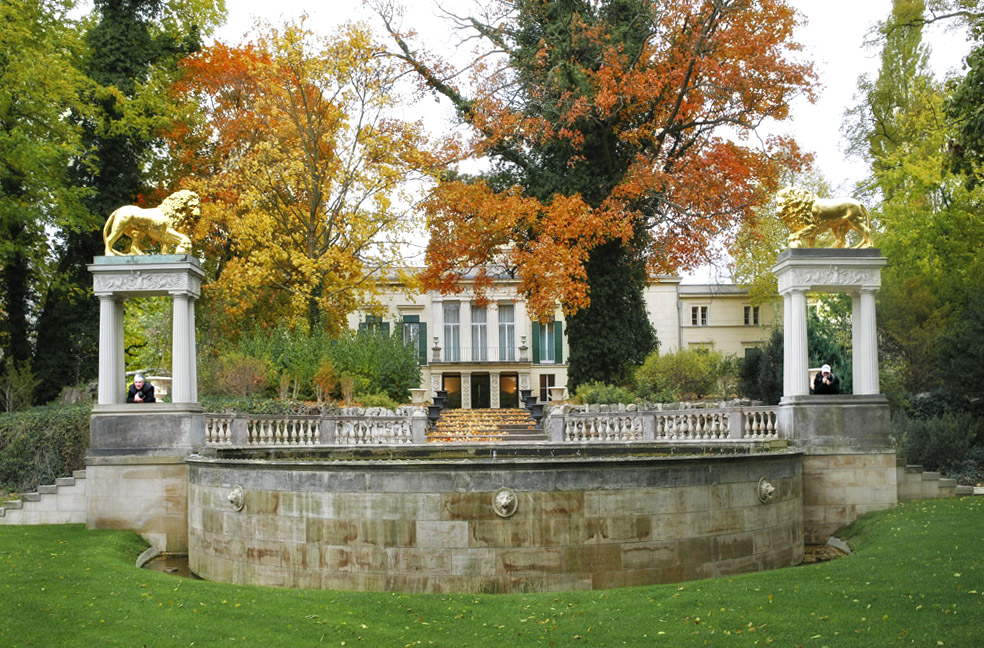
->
<box><xmin>346</xmin><ymin>274</ymin><xmax>776</xmax><ymax>408</ymax></box>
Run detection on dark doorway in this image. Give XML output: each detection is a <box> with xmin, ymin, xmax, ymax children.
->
<box><xmin>443</xmin><ymin>375</ymin><xmax>461</xmax><ymax>409</ymax></box>
<box><xmin>499</xmin><ymin>374</ymin><xmax>519</xmax><ymax>408</ymax></box>
<box><xmin>471</xmin><ymin>374</ymin><xmax>491</xmax><ymax>409</ymax></box>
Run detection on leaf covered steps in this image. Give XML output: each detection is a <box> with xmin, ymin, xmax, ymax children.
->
<box><xmin>429</xmin><ymin>408</ymin><xmax>545</xmax><ymax>442</ymax></box>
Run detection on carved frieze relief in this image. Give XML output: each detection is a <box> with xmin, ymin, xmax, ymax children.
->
<box><xmin>777</xmin><ymin>265</ymin><xmax>881</xmax><ymax>294</ymax></box>
<box><xmin>93</xmin><ymin>269</ymin><xmax>201</xmax><ymax>297</ymax></box>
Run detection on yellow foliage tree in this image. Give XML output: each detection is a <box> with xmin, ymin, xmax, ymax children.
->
<box><xmin>168</xmin><ymin>19</ymin><xmax>444</xmax><ymax>335</ymax></box>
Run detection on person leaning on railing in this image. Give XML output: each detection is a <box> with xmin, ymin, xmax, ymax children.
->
<box><xmin>813</xmin><ymin>364</ymin><xmax>840</xmax><ymax>395</ymax></box>
<box><xmin>126</xmin><ymin>374</ymin><xmax>156</xmax><ymax>403</ymax></box>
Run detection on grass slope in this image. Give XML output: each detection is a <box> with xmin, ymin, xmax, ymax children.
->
<box><xmin>0</xmin><ymin>498</ymin><xmax>981</xmax><ymax>647</ymax></box>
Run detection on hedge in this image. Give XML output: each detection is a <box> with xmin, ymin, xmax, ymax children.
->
<box><xmin>0</xmin><ymin>403</ymin><xmax>91</xmax><ymax>493</ymax></box>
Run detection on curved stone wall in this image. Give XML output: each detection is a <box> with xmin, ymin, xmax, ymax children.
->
<box><xmin>188</xmin><ymin>450</ymin><xmax>803</xmax><ymax>593</ymax></box>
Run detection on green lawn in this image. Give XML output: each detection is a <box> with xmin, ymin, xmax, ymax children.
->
<box><xmin>1</xmin><ymin>498</ymin><xmax>982</xmax><ymax>647</ymax></box>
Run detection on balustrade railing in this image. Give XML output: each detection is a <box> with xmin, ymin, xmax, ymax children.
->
<box><xmin>553</xmin><ymin>406</ymin><xmax>782</xmax><ymax>444</ymax></box>
<box><xmin>205</xmin><ymin>405</ymin><xmax>782</xmax><ymax>447</ymax></box>
<box><xmin>205</xmin><ymin>413</ymin><xmax>422</xmax><ymax>447</ymax></box>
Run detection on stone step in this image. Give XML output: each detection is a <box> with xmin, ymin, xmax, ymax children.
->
<box><xmin>3</xmin><ymin>500</ymin><xmax>23</xmax><ymax>510</ymax></box>
<box><xmin>22</xmin><ymin>493</ymin><xmax>41</xmax><ymax>502</ymax></box>
<box><xmin>955</xmin><ymin>485</ymin><xmax>975</xmax><ymax>496</ymax></box>
<box><xmin>72</xmin><ymin>470</ymin><xmax>87</xmax><ymax>480</ymax></box>
<box><xmin>54</xmin><ymin>477</ymin><xmax>76</xmax><ymax>487</ymax></box>
<box><xmin>38</xmin><ymin>485</ymin><xmax>58</xmax><ymax>495</ymax></box>
<box><xmin>904</xmin><ymin>465</ymin><xmax>924</xmax><ymax>474</ymax></box>
<box><xmin>921</xmin><ymin>471</ymin><xmax>941</xmax><ymax>481</ymax></box>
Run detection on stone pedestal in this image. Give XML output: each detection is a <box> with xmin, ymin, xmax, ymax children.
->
<box><xmin>772</xmin><ymin>250</ymin><xmax>896</xmax><ymax>542</ymax></box>
<box><xmin>86</xmin><ymin>256</ymin><xmax>205</xmax><ymax>551</ymax></box>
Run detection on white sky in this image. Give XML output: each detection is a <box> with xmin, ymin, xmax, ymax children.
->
<box><xmin>214</xmin><ymin>1</ymin><xmax>971</xmax><ymax>280</ymax></box>
<box><xmin>215</xmin><ymin>0</ymin><xmax>971</xmax><ymax>193</ymax></box>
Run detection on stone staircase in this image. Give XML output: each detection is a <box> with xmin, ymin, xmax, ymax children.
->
<box><xmin>428</xmin><ymin>408</ymin><xmax>545</xmax><ymax>442</ymax></box>
<box><xmin>896</xmin><ymin>460</ymin><xmax>972</xmax><ymax>500</ymax></box>
<box><xmin>0</xmin><ymin>471</ymin><xmax>88</xmax><ymax>525</ymax></box>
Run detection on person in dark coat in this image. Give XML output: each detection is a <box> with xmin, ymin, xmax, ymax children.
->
<box><xmin>126</xmin><ymin>374</ymin><xmax>156</xmax><ymax>403</ymax></box>
<box><xmin>813</xmin><ymin>364</ymin><xmax>840</xmax><ymax>395</ymax></box>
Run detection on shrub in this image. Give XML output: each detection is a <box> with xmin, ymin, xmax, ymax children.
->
<box><xmin>896</xmin><ymin>410</ymin><xmax>983</xmax><ymax>473</ymax></box>
<box><xmin>312</xmin><ymin>360</ymin><xmax>339</xmax><ymax>403</ymax></box>
<box><xmin>355</xmin><ymin>392</ymin><xmax>400</xmax><ymax>409</ymax></box>
<box><xmin>0</xmin><ymin>403</ymin><xmax>90</xmax><ymax>492</ymax></box>
<box><xmin>0</xmin><ymin>359</ymin><xmax>41</xmax><ymax>412</ymax></box>
<box><xmin>209</xmin><ymin>352</ymin><xmax>274</xmax><ymax>397</ymax></box>
<box><xmin>571</xmin><ymin>381</ymin><xmax>636</xmax><ymax>405</ymax></box>
<box><xmin>635</xmin><ymin>348</ymin><xmax>720</xmax><ymax>401</ymax></box>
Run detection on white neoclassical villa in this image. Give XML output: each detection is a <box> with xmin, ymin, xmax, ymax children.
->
<box><xmin>347</xmin><ymin>272</ymin><xmax>775</xmax><ymax>409</ymax></box>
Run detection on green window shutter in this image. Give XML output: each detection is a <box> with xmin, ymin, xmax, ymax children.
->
<box><xmin>418</xmin><ymin>321</ymin><xmax>427</xmax><ymax>364</ymax></box>
<box><xmin>531</xmin><ymin>322</ymin><xmax>541</xmax><ymax>364</ymax></box>
<box><xmin>381</xmin><ymin>321</ymin><xmax>390</xmax><ymax>336</ymax></box>
<box><xmin>554</xmin><ymin>320</ymin><xmax>563</xmax><ymax>364</ymax></box>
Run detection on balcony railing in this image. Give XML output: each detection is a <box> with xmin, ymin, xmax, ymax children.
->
<box><xmin>435</xmin><ymin>346</ymin><xmax>528</xmax><ymax>363</ymax></box>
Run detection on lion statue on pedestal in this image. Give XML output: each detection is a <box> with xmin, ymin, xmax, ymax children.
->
<box><xmin>776</xmin><ymin>187</ymin><xmax>874</xmax><ymax>249</ymax></box>
<box><xmin>103</xmin><ymin>190</ymin><xmax>199</xmax><ymax>256</ymax></box>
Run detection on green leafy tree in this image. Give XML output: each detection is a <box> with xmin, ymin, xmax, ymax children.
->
<box><xmin>0</xmin><ymin>0</ymin><xmax>91</xmax><ymax>372</ymax></box>
<box><xmin>845</xmin><ymin>0</ymin><xmax>984</xmax><ymax>395</ymax></box>
<box><xmin>32</xmin><ymin>0</ymin><xmax>225</xmax><ymax>402</ymax></box>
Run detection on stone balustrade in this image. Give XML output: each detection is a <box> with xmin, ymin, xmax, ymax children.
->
<box><xmin>549</xmin><ymin>404</ymin><xmax>781</xmax><ymax>444</ymax></box>
<box><xmin>205</xmin><ymin>408</ymin><xmax>427</xmax><ymax>446</ymax></box>
<box><xmin>206</xmin><ymin>404</ymin><xmax>781</xmax><ymax>447</ymax></box>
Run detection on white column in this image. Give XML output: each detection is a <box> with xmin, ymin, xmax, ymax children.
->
<box><xmin>855</xmin><ymin>288</ymin><xmax>880</xmax><ymax>395</ymax></box>
<box><xmin>851</xmin><ymin>292</ymin><xmax>862</xmax><ymax>393</ymax></box>
<box><xmin>782</xmin><ymin>293</ymin><xmax>792</xmax><ymax>396</ymax></box>
<box><xmin>97</xmin><ymin>296</ymin><xmax>122</xmax><ymax>405</ymax></box>
<box><xmin>788</xmin><ymin>289</ymin><xmax>810</xmax><ymax>396</ymax></box>
<box><xmin>172</xmin><ymin>294</ymin><xmax>192</xmax><ymax>403</ymax></box>
<box><xmin>189</xmin><ymin>298</ymin><xmax>198</xmax><ymax>402</ymax></box>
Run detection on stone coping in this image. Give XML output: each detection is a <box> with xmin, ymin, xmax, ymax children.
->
<box><xmin>779</xmin><ymin>394</ymin><xmax>889</xmax><ymax>406</ymax></box>
<box><xmin>776</xmin><ymin>248</ymin><xmax>884</xmax><ymax>261</ymax></box>
<box><xmin>91</xmin><ymin>254</ymin><xmax>201</xmax><ymax>266</ymax></box>
<box><xmin>92</xmin><ymin>403</ymin><xmax>204</xmax><ymax>415</ymax></box>
<box><xmin>190</xmin><ymin>445</ymin><xmax>801</xmax><ymax>468</ymax></box>
<box><xmin>86</xmin><ymin>455</ymin><xmax>189</xmax><ymax>466</ymax></box>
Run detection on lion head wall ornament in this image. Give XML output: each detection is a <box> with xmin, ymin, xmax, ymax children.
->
<box><xmin>776</xmin><ymin>187</ymin><xmax>875</xmax><ymax>250</ymax></box>
<box><xmin>102</xmin><ymin>190</ymin><xmax>200</xmax><ymax>256</ymax></box>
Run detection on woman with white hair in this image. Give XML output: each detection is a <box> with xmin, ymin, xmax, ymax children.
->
<box><xmin>126</xmin><ymin>374</ymin><xmax>156</xmax><ymax>403</ymax></box>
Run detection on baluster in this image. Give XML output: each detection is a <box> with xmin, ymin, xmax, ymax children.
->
<box><xmin>767</xmin><ymin>412</ymin><xmax>776</xmax><ymax>437</ymax></box>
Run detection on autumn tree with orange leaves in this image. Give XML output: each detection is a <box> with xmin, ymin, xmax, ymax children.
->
<box><xmin>167</xmin><ymin>20</ymin><xmax>444</xmax><ymax>336</ymax></box>
<box><xmin>377</xmin><ymin>0</ymin><xmax>815</xmax><ymax>386</ymax></box>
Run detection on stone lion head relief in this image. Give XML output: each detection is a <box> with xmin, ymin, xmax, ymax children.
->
<box><xmin>776</xmin><ymin>187</ymin><xmax>875</xmax><ymax>249</ymax></box>
<box><xmin>102</xmin><ymin>190</ymin><xmax>199</xmax><ymax>256</ymax></box>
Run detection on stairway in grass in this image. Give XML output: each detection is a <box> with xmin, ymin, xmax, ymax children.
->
<box><xmin>428</xmin><ymin>408</ymin><xmax>545</xmax><ymax>442</ymax></box>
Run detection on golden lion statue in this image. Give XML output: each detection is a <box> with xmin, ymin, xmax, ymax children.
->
<box><xmin>776</xmin><ymin>187</ymin><xmax>874</xmax><ymax>249</ymax></box>
<box><xmin>103</xmin><ymin>190</ymin><xmax>199</xmax><ymax>256</ymax></box>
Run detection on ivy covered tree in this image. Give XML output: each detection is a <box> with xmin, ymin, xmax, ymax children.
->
<box><xmin>376</xmin><ymin>0</ymin><xmax>815</xmax><ymax>388</ymax></box>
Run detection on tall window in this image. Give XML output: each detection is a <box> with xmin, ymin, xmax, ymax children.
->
<box><xmin>498</xmin><ymin>304</ymin><xmax>515</xmax><ymax>361</ymax></box>
<box><xmin>539</xmin><ymin>322</ymin><xmax>556</xmax><ymax>363</ymax></box>
<box><xmin>401</xmin><ymin>314</ymin><xmax>426</xmax><ymax>364</ymax></box>
<box><xmin>539</xmin><ymin>374</ymin><xmax>555</xmax><ymax>402</ymax></box>
<box><xmin>744</xmin><ymin>305</ymin><xmax>760</xmax><ymax>326</ymax></box>
<box><xmin>691</xmin><ymin>305</ymin><xmax>708</xmax><ymax>326</ymax></box>
<box><xmin>443</xmin><ymin>302</ymin><xmax>460</xmax><ymax>361</ymax></box>
<box><xmin>471</xmin><ymin>304</ymin><xmax>488</xmax><ymax>361</ymax></box>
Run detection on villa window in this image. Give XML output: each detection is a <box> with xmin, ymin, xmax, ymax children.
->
<box><xmin>498</xmin><ymin>304</ymin><xmax>515</xmax><ymax>361</ymax></box>
<box><xmin>400</xmin><ymin>314</ymin><xmax>427</xmax><ymax>364</ymax></box>
<box><xmin>539</xmin><ymin>373</ymin><xmax>555</xmax><ymax>402</ymax></box>
<box><xmin>744</xmin><ymin>305</ymin><xmax>760</xmax><ymax>326</ymax></box>
<box><xmin>532</xmin><ymin>320</ymin><xmax>563</xmax><ymax>364</ymax></box>
<box><xmin>360</xmin><ymin>314</ymin><xmax>389</xmax><ymax>334</ymax></box>
<box><xmin>691</xmin><ymin>306</ymin><xmax>708</xmax><ymax>326</ymax></box>
<box><xmin>443</xmin><ymin>302</ymin><xmax>460</xmax><ymax>362</ymax></box>
<box><xmin>471</xmin><ymin>304</ymin><xmax>488</xmax><ymax>361</ymax></box>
